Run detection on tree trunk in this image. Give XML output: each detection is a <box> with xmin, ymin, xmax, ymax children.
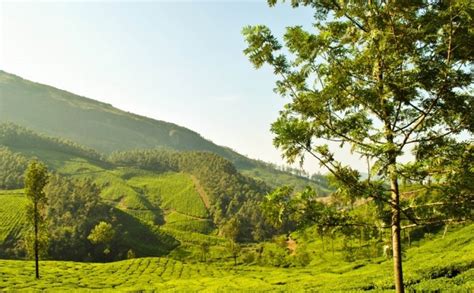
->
<box><xmin>34</xmin><ymin>201</ymin><xmax>39</xmax><ymax>279</ymax></box>
<box><xmin>407</xmin><ymin>228</ymin><xmax>411</xmax><ymax>247</ymax></box>
<box><xmin>443</xmin><ymin>223</ymin><xmax>449</xmax><ymax>239</ymax></box>
<box><xmin>390</xmin><ymin>167</ymin><xmax>404</xmax><ymax>293</ymax></box>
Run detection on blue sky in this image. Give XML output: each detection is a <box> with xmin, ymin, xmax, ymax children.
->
<box><xmin>0</xmin><ymin>0</ymin><xmax>367</xmax><ymax>173</ymax></box>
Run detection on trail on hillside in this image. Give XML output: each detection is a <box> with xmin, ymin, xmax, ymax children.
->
<box><xmin>190</xmin><ymin>175</ymin><xmax>210</xmax><ymax>209</ymax></box>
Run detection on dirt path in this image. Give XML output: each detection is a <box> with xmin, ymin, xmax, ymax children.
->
<box><xmin>190</xmin><ymin>175</ymin><xmax>211</xmax><ymax>209</ymax></box>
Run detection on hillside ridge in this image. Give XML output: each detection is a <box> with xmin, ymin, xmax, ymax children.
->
<box><xmin>0</xmin><ymin>70</ymin><xmax>327</xmax><ymax>192</ymax></box>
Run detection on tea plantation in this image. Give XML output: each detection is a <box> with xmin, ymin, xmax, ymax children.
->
<box><xmin>0</xmin><ymin>224</ymin><xmax>472</xmax><ymax>291</ymax></box>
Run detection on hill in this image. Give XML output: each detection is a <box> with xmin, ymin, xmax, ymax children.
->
<box><xmin>0</xmin><ymin>70</ymin><xmax>329</xmax><ymax>193</ymax></box>
<box><xmin>0</xmin><ymin>223</ymin><xmax>472</xmax><ymax>291</ymax></box>
<box><xmin>0</xmin><ymin>124</ymin><xmax>276</xmax><ymax>260</ymax></box>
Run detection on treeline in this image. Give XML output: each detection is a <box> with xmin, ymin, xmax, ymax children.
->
<box><xmin>109</xmin><ymin>149</ymin><xmax>274</xmax><ymax>241</ymax></box>
<box><xmin>0</xmin><ymin>123</ymin><xmax>102</xmax><ymax>162</ymax></box>
<box><xmin>0</xmin><ymin>146</ymin><xmax>28</xmax><ymax>189</ymax></box>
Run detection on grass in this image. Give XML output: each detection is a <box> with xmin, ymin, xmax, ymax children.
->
<box><xmin>1</xmin><ymin>224</ymin><xmax>471</xmax><ymax>291</ymax></box>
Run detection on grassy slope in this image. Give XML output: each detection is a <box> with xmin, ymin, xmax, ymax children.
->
<box><xmin>0</xmin><ymin>224</ymin><xmax>472</xmax><ymax>291</ymax></box>
<box><xmin>0</xmin><ymin>70</ymin><xmax>326</xmax><ymax>191</ymax></box>
<box><xmin>1</xmin><ymin>145</ymin><xmax>216</xmax><ymax>238</ymax></box>
<box><xmin>0</xmin><ymin>190</ymin><xmax>26</xmax><ymax>245</ymax></box>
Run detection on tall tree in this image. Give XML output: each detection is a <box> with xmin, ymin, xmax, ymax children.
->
<box><xmin>24</xmin><ymin>160</ymin><xmax>49</xmax><ymax>279</ymax></box>
<box><xmin>243</xmin><ymin>1</ymin><xmax>473</xmax><ymax>292</ymax></box>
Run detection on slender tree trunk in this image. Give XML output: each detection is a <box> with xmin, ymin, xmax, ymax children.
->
<box><xmin>390</xmin><ymin>166</ymin><xmax>404</xmax><ymax>293</ymax></box>
<box><xmin>443</xmin><ymin>223</ymin><xmax>449</xmax><ymax>239</ymax></box>
<box><xmin>34</xmin><ymin>201</ymin><xmax>39</xmax><ymax>279</ymax></box>
<box><xmin>407</xmin><ymin>228</ymin><xmax>411</xmax><ymax>247</ymax></box>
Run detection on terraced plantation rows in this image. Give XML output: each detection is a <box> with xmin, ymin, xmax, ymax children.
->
<box><xmin>127</xmin><ymin>173</ymin><xmax>209</xmax><ymax>219</ymax></box>
<box><xmin>1</xmin><ymin>224</ymin><xmax>473</xmax><ymax>291</ymax></box>
<box><xmin>0</xmin><ymin>190</ymin><xmax>26</xmax><ymax>245</ymax></box>
<box><xmin>163</xmin><ymin>211</ymin><xmax>214</xmax><ymax>234</ymax></box>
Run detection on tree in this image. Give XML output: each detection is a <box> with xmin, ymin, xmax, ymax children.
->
<box><xmin>262</xmin><ymin>186</ymin><xmax>296</xmax><ymax>231</ymax></box>
<box><xmin>227</xmin><ymin>240</ymin><xmax>241</xmax><ymax>266</ymax></box>
<box><xmin>221</xmin><ymin>216</ymin><xmax>241</xmax><ymax>241</ymax></box>
<box><xmin>24</xmin><ymin>160</ymin><xmax>49</xmax><ymax>279</ymax></box>
<box><xmin>88</xmin><ymin>221</ymin><xmax>115</xmax><ymax>257</ymax></box>
<box><xmin>200</xmin><ymin>242</ymin><xmax>210</xmax><ymax>262</ymax></box>
<box><xmin>243</xmin><ymin>1</ymin><xmax>472</xmax><ymax>292</ymax></box>
<box><xmin>127</xmin><ymin>249</ymin><xmax>136</xmax><ymax>259</ymax></box>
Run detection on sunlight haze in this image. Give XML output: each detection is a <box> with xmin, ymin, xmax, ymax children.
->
<box><xmin>3</xmin><ymin>1</ymin><xmax>374</xmax><ymax>173</ymax></box>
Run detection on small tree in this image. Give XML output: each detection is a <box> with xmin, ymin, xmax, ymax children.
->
<box><xmin>221</xmin><ymin>216</ymin><xmax>240</xmax><ymax>241</ymax></box>
<box><xmin>200</xmin><ymin>242</ymin><xmax>210</xmax><ymax>262</ymax></box>
<box><xmin>88</xmin><ymin>221</ymin><xmax>115</xmax><ymax>257</ymax></box>
<box><xmin>127</xmin><ymin>249</ymin><xmax>136</xmax><ymax>259</ymax></box>
<box><xmin>24</xmin><ymin>160</ymin><xmax>49</xmax><ymax>279</ymax></box>
<box><xmin>227</xmin><ymin>240</ymin><xmax>241</xmax><ymax>266</ymax></box>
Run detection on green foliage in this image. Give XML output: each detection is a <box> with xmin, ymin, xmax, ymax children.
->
<box><xmin>45</xmin><ymin>174</ymin><xmax>113</xmax><ymax>261</ymax></box>
<box><xmin>0</xmin><ymin>122</ymin><xmax>325</xmax><ymax>243</ymax></box>
<box><xmin>1</xmin><ymin>171</ymin><xmax>178</xmax><ymax>262</ymax></box>
<box><xmin>243</xmin><ymin>1</ymin><xmax>473</xmax><ymax>289</ymax></box>
<box><xmin>0</xmin><ymin>147</ymin><xmax>28</xmax><ymax>189</ymax></box>
<box><xmin>226</xmin><ymin>240</ymin><xmax>241</xmax><ymax>265</ymax></box>
<box><xmin>126</xmin><ymin>249</ymin><xmax>136</xmax><ymax>259</ymax></box>
<box><xmin>110</xmin><ymin>149</ymin><xmax>273</xmax><ymax>242</ymax></box>
<box><xmin>24</xmin><ymin>161</ymin><xmax>49</xmax><ymax>208</ymax></box>
<box><xmin>24</xmin><ymin>160</ymin><xmax>49</xmax><ymax>257</ymax></box>
<box><xmin>88</xmin><ymin>221</ymin><xmax>115</xmax><ymax>256</ymax></box>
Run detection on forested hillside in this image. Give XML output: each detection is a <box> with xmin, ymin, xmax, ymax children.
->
<box><xmin>0</xmin><ymin>71</ymin><xmax>328</xmax><ymax>192</ymax></box>
<box><xmin>0</xmin><ymin>124</ymin><xmax>277</xmax><ymax>261</ymax></box>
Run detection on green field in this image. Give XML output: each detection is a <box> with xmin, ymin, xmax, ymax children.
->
<box><xmin>163</xmin><ymin>211</ymin><xmax>214</xmax><ymax>234</ymax></box>
<box><xmin>127</xmin><ymin>172</ymin><xmax>209</xmax><ymax>219</ymax></box>
<box><xmin>0</xmin><ymin>224</ymin><xmax>473</xmax><ymax>291</ymax></box>
<box><xmin>0</xmin><ymin>190</ymin><xmax>26</xmax><ymax>244</ymax></box>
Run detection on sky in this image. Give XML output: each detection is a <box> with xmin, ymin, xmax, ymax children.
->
<box><xmin>0</xmin><ymin>0</ymin><xmax>370</xmax><ymax>174</ymax></box>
